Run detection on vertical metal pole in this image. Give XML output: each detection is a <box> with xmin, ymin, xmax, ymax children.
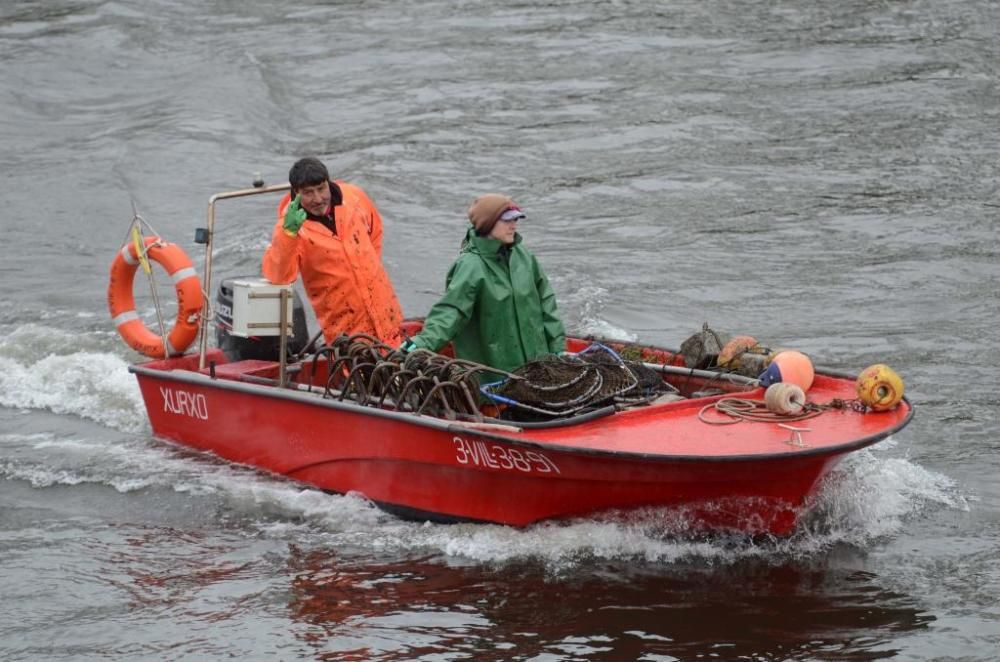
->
<box><xmin>132</xmin><ymin>228</ymin><xmax>171</xmax><ymax>358</ymax></box>
<box><xmin>198</xmin><ymin>200</ymin><xmax>216</xmax><ymax>370</ymax></box>
<box><xmin>278</xmin><ymin>288</ymin><xmax>289</xmax><ymax>388</ymax></box>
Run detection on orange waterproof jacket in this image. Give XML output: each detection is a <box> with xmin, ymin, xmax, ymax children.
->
<box><xmin>262</xmin><ymin>182</ymin><xmax>403</xmax><ymax>346</ymax></box>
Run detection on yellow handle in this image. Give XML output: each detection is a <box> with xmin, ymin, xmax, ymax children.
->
<box><xmin>131</xmin><ymin>227</ymin><xmax>152</xmax><ymax>275</ymax></box>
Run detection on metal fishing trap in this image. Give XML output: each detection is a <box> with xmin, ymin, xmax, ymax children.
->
<box><xmin>481</xmin><ymin>343</ymin><xmax>676</xmax><ymax>419</ymax></box>
<box><xmin>304</xmin><ymin>333</ymin><xmax>505</xmax><ymax>421</ymax></box>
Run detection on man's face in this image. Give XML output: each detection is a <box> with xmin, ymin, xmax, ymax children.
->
<box><xmin>296</xmin><ymin>181</ymin><xmax>331</xmax><ymax>216</ymax></box>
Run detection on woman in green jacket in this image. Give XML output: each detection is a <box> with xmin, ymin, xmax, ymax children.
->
<box><xmin>402</xmin><ymin>193</ymin><xmax>566</xmax><ymax>375</ymax></box>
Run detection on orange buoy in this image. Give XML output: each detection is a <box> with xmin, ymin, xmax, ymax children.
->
<box><xmin>758</xmin><ymin>350</ymin><xmax>815</xmax><ymax>392</ymax></box>
<box><xmin>108</xmin><ymin>237</ymin><xmax>203</xmax><ymax>358</ymax></box>
<box><xmin>856</xmin><ymin>364</ymin><xmax>905</xmax><ymax>411</ymax></box>
<box><xmin>717</xmin><ymin>335</ymin><xmax>759</xmax><ymax>369</ymax></box>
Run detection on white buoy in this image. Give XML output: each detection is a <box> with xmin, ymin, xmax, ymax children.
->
<box><xmin>764</xmin><ymin>382</ymin><xmax>806</xmax><ymax>415</ymax></box>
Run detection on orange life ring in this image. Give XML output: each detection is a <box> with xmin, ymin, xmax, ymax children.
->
<box><xmin>107</xmin><ymin>237</ymin><xmax>204</xmax><ymax>358</ymax></box>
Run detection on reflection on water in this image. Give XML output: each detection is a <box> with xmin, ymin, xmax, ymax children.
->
<box><xmin>284</xmin><ymin>546</ymin><xmax>933</xmax><ymax>660</ymax></box>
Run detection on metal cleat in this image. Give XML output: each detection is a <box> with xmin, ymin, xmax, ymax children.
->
<box><xmin>778</xmin><ymin>423</ymin><xmax>811</xmax><ymax>447</ymax></box>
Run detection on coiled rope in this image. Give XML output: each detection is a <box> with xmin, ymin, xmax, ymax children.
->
<box><xmin>699</xmin><ymin>383</ymin><xmax>861</xmax><ymax>425</ymax></box>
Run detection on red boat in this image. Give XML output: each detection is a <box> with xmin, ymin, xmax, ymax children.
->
<box><xmin>116</xmin><ymin>184</ymin><xmax>913</xmax><ymax>536</ymax></box>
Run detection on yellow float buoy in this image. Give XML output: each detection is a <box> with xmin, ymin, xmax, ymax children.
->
<box><xmin>856</xmin><ymin>364</ymin><xmax>905</xmax><ymax>411</ymax></box>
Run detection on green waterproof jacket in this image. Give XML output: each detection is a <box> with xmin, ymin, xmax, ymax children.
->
<box><xmin>410</xmin><ymin>227</ymin><xmax>566</xmax><ymax>375</ymax></box>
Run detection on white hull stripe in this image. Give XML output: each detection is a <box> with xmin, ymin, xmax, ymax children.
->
<box><xmin>171</xmin><ymin>266</ymin><xmax>197</xmax><ymax>284</ymax></box>
<box><xmin>113</xmin><ymin>310</ymin><xmax>140</xmax><ymax>327</ymax></box>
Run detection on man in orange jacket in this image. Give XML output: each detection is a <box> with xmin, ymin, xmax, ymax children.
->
<box><xmin>262</xmin><ymin>157</ymin><xmax>403</xmax><ymax>346</ymax></box>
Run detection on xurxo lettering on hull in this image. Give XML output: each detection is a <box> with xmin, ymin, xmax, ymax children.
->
<box><xmin>160</xmin><ymin>386</ymin><xmax>209</xmax><ymax>420</ymax></box>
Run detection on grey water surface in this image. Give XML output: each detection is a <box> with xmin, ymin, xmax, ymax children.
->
<box><xmin>1</xmin><ymin>0</ymin><xmax>998</xmax><ymax>659</ymax></box>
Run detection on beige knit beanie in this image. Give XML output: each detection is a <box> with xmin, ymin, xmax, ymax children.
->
<box><xmin>467</xmin><ymin>193</ymin><xmax>514</xmax><ymax>236</ymax></box>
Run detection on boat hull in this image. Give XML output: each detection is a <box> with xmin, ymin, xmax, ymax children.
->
<box><xmin>131</xmin><ymin>348</ymin><xmax>909</xmax><ymax>535</ymax></box>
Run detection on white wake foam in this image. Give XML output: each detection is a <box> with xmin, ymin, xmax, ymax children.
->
<box><xmin>201</xmin><ymin>439</ymin><xmax>965</xmax><ymax>567</ymax></box>
<box><xmin>565</xmin><ymin>284</ymin><xmax>638</xmax><ymax>341</ymax></box>
<box><xmin>0</xmin><ymin>323</ymin><xmax>147</xmax><ymax>433</ymax></box>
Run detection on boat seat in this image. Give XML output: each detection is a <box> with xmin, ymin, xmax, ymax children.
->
<box><xmin>203</xmin><ymin>359</ymin><xmax>280</xmax><ymax>381</ymax></box>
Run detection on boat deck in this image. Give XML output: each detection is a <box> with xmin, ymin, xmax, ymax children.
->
<box><xmin>521</xmin><ymin>373</ymin><xmax>911</xmax><ymax>459</ymax></box>
<box><xmin>155</xmin><ymin>351</ymin><xmax>912</xmax><ymax>461</ymax></box>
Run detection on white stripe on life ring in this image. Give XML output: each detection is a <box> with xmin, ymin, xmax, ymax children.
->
<box><xmin>112</xmin><ymin>309</ymin><xmax>140</xmax><ymax>327</ymax></box>
<box><xmin>171</xmin><ymin>266</ymin><xmax>198</xmax><ymax>284</ymax></box>
<box><xmin>121</xmin><ymin>244</ymin><xmax>139</xmax><ymax>266</ymax></box>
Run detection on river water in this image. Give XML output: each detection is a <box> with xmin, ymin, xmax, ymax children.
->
<box><xmin>1</xmin><ymin>0</ymin><xmax>998</xmax><ymax>659</ymax></box>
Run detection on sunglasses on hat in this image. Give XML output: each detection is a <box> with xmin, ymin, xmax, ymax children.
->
<box><xmin>499</xmin><ymin>207</ymin><xmax>525</xmax><ymax>223</ymax></box>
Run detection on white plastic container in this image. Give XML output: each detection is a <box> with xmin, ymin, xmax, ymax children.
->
<box><xmin>229</xmin><ymin>277</ymin><xmax>294</xmax><ymax>338</ymax></box>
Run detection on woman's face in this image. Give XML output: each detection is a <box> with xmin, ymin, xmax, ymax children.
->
<box><xmin>488</xmin><ymin>215</ymin><xmax>519</xmax><ymax>245</ymax></box>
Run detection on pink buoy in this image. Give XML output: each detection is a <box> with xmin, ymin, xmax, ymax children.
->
<box><xmin>758</xmin><ymin>350</ymin><xmax>815</xmax><ymax>392</ymax></box>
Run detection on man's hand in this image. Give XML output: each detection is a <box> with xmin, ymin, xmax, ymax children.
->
<box><xmin>282</xmin><ymin>194</ymin><xmax>307</xmax><ymax>236</ymax></box>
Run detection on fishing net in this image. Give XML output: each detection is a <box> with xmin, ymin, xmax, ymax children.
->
<box><xmin>481</xmin><ymin>344</ymin><xmax>675</xmax><ymax>419</ymax></box>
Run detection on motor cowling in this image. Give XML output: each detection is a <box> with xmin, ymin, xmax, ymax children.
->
<box><xmin>215</xmin><ymin>275</ymin><xmax>309</xmax><ymax>361</ymax></box>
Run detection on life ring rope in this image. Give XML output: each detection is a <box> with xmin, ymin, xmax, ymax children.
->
<box><xmin>108</xmin><ymin>235</ymin><xmax>204</xmax><ymax>359</ymax></box>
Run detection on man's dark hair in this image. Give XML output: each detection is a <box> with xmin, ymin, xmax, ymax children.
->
<box><xmin>289</xmin><ymin>157</ymin><xmax>330</xmax><ymax>192</ymax></box>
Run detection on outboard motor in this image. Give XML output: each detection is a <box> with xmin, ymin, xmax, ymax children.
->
<box><xmin>215</xmin><ymin>275</ymin><xmax>309</xmax><ymax>361</ymax></box>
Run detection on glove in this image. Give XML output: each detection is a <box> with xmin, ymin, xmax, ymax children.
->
<box><xmin>399</xmin><ymin>338</ymin><xmax>418</xmax><ymax>354</ymax></box>
<box><xmin>282</xmin><ymin>194</ymin><xmax>307</xmax><ymax>236</ymax></box>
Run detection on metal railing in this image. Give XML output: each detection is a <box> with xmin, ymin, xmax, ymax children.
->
<box><xmin>197</xmin><ymin>183</ymin><xmax>290</xmax><ymax>370</ymax></box>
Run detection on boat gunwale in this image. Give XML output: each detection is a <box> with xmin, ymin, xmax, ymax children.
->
<box><xmin>129</xmin><ymin>361</ymin><xmax>913</xmax><ymax>465</ymax></box>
